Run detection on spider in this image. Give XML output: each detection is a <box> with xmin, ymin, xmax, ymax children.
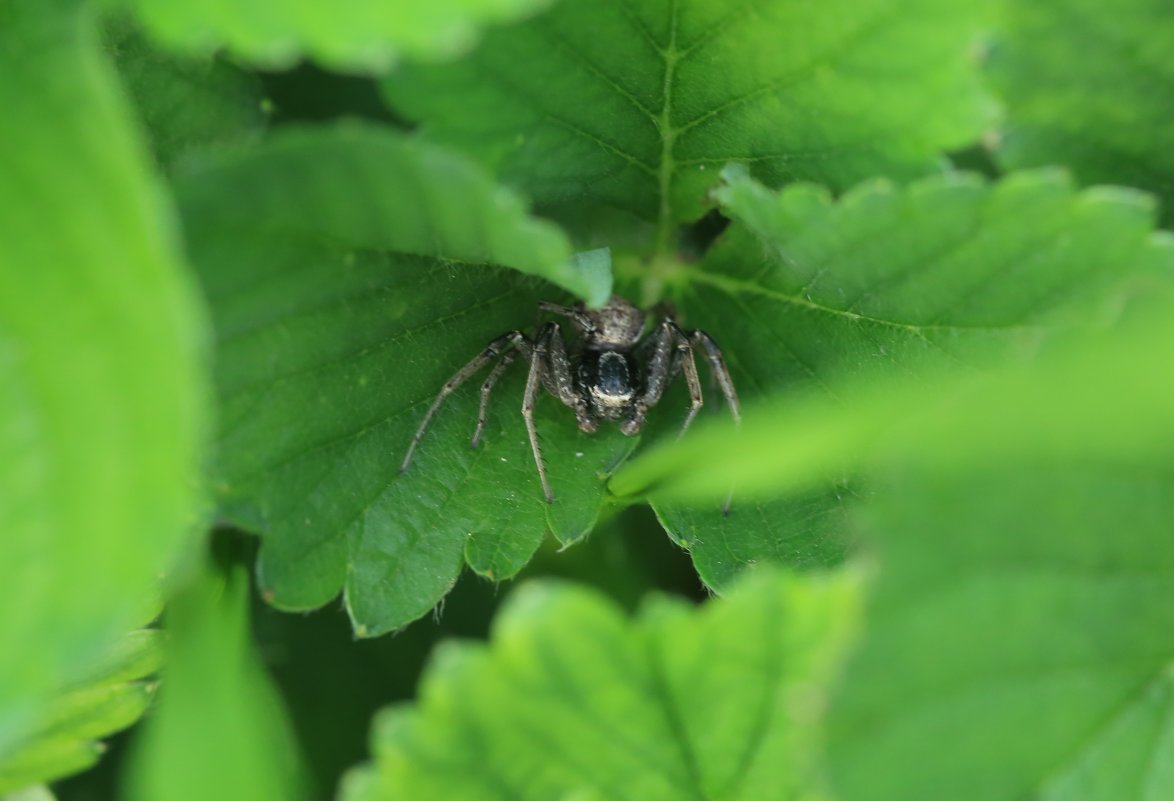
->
<box><xmin>399</xmin><ymin>295</ymin><xmax>741</xmax><ymax>503</ymax></box>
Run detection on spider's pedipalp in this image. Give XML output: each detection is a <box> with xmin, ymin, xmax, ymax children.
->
<box><xmin>400</xmin><ymin>330</ymin><xmax>529</xmax><ymax>473</ymax></box>
<box><xmin>538</xmin><ymin>301</ymin><xmax>596</xmax><ymax>337</ymax></box>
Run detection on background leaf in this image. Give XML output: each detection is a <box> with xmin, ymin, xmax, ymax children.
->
<box><xmin>343</xmin><ymin>566</ymin><xmax>862</xmax><ymax>801</ymax></box>
<box><xmin>988</xmin><ymin>0</ymin><xmax>1174</xmax><ymax>223</ymax></box>
<box><xmin>124</xmin><ymin>560</ymin><xmax>304</xmax><ymax>801</ymax></box>
<box><xmin>383</xmin><ymin>0</ymin><xmax>992</xmax><ymax>247</ymax></box>
<box><xmin>610</xmin><ymin>274</ymin><xmax>1174</xmax><ymax>504</ymax></box>
<box><xmin>0</xmin><ymin>630</ymin><xmax>160</xmax><ymax>794</ymax></box>
<box><xmin>0</xmin><ymin>0</ymin><xmax>207</xmax><ymax>749</ymax></box>
<box><xmin>111</xmin><ymin>0</ymin><xmax>559</xmax><ymax>72</ymax></box>
<box><xmin>620</xmin><ymin>168</ymin><xmax>1171</xmax><ymax>589</ymax></box>
<box><xmin>179</xmin><ymin>125</ymin><xmax>606</xmax><ymax>303</ymax></box>
<box><xmin>180</xmin><ymin>125</ymin><xmax>625</xmax><ymax>634</ymax></box>
<box><xmin>104</xmin><ymin>15</ymin><xmax>266</xmax><ymax>171</ymax></box>
<box><xmin>828</xmin><ymin>465</ymin><xmax>1174</xmax><ymax>801</ymax></box>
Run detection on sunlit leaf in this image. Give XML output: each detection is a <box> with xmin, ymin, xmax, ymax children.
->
<box><xmin>611</xmin><ymin>275</ymin><xmax>1174</xmax><ymax>503</ymax></box>
<box><xmin>344</xmin><ymin>566</ymin><xmax>862</xmax><ymax>801</ymax></box>
<box><xmin>179</xmin><ymin>125</ymin><xmax>626</xmax><ymax>634</ymax></box>
<box><xmin>620</xmin><ymin>168</ymin><xmax>1171</xmax><ymax>589</ymax></box>
<box><xmin>384</xmin><ymin>0</ymin><xmax>991</xmax><ymax>246</ymax></box>
<box><xmin>0</xmin><ymin>631</ymin><xmax>161</xmax><ymax>794</ymax></box>
<box><xmin>0</xmin><ymin>0</ymin><xmax>207</xmax><ymax>747</ymax></box>
<box><xmin>989</xmin><ymin>0</ymin><xmax>1174</xmax><ymax>222</ymax></box>
<box><xmin>124</xmin><ymin>563</ymin><xmax>304</xmax><ymax>801</ymax></box>
<box><xmin>111</xmin><ymin>0</ymin><xmax>558</xmax><ymax>72</ymax></box>
<box><xmin>829</xmin><ymin>465</ymin><xmax>1174</xmax><ymax>801</ymax></box>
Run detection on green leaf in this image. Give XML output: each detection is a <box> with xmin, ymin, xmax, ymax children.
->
<box><xmin>1</xmin><ymin>786</ymin><xmax>57</xmax><ymax>801</ymax></box>
<box><xmin>383</xmin><ymin>0</ymin><xmax>991</xmax><ymax>249</ymax></box>
<box><xmin>611</xmin><ymin>268</ymin><xmax>1174</xmax><ymax>505</ymax></box>
<box><xmin>829</xmin><ymin>465</ymin><xmax>1174</xmax><ymax>801</ymax></box>
<box><xmin>344</xmin><ymin>566</ymin><xmax>863</xmax><ymax>801</ymax></box>
<box><xmin>179</xmin><ymin>124</ymin><xmax>605</xmax><ymax>304</ymax></box>
<box><xmin>111</xmin><ymin>0</ymin><xmax>558</xmax><ymax>72</ymax></box>
<box><xmin>103</xmin><ymin>15</ymin><xmax>266</xmax><ymax>171</ymax></box>
<box><xmin>180</xmin><ymin>125</ymin><xmax>627</xmax><ymax>635</ymax></box>
<box><xmin>617</xmin><ymin>169</ymin><xmax>1171</xmax><ymax>588</ymax></box>
<box><xmin>124</xmin><ymin>564</ymin><xmax>304</xmax><ymax>801</ymax></box>
<box><xmin>988</xmin><ymin>0</ymin><xmax>1174</xmax><ymax>223</ymax></box>
<box><xmin>0</xmin><ymin>631</ymin><xmax>162</xmax><ymax>794</ymax></box>
<box><xmin>0</xmin><ymin>0</ymin><xmax>208</xmax><ymax>745</ymax></box>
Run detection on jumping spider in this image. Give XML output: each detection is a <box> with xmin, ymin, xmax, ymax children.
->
<box><xmin>400</xmin><ymin>295</ymin><xmax>741</xmax><ymax>503</ymax></box>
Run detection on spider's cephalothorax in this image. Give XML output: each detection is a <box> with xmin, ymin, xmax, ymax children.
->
<box><xmin>400</xmin><ymin>295</ymin><xmax>740</xmax><ymax>503</ymax></box>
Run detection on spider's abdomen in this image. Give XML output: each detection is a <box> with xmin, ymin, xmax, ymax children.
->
<box><xmin>583</xmin><ymin>350</ymin><xmax>636</xmax><ymax>418</ymax></box>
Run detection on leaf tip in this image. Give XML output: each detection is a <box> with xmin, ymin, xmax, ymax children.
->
<box><xmin>567</xmin><ymin>247</ymin><xmax>614</xmax><ymax>308</ymax></box>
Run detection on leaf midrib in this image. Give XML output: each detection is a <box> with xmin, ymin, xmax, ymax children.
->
<box><xmin>687</xmin><ymin>268</ymin><xmax>1039</xmax><ymax>335</ymax></box>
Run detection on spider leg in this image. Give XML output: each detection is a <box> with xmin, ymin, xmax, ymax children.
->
<box><xmin>538</xmin><ymin>301</ymin><xmax>597</xmax><ymax>337</ymax></box>
<box><xmin>471</xmin><ymin>348</ymin><xmax>523</xmax><ymax>449</ymax></box>
<box><xmin>690</xmin><ymin>331</ymin><xmax>741</xmax><ymax>424</ymax></box>
<box><xmin>674</xmin><ymin>327</ymin><xmax>704</xmax><ymax>439</ymax></box>
<box><xmin>400</xmin><ymin>330</ymin><xmax>529</xmax><ymax>473</ymax></box>
<box><xmin>621</xmin><ymin>319</ymin><xmax>680</xmax><ymax>435</ymax></box>
<box><xmin>523</xmin><ymin>323</ymin><xmax>558</xmax><ymax>503</ymax></box>
<box><xmin>543</xmin><ymin>321</ymin><xmax>595</xmax><ymax>432</ymax></box>
<box><xmin>690</xmin><ymin>330</ymin><xmax>741</xmax><ymax>515</ymax></box>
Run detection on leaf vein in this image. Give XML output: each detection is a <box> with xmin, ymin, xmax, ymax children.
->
<box><xmin>670</xmin><ymin>4</ymin><xmax>904</xmax><ymax>139</ymax></box>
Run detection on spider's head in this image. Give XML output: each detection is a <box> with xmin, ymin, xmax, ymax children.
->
<box><xmin>581</xmin><ymin>296</ymin><xmax>645</xmax><ymax>350</ymax></box>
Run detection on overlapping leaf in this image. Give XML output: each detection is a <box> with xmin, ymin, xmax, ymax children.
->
<box><xmin>383</xmin><ymin>0</ymin><xmax>991</xmax><ymax>244</ymax></box>
<box><xmin>829</xmin><ymin>465</ymin><xmax>1174</xmax><ymax>801</ymax></box>
<box><xmin>180</xmin><ymin>125</ymin><xmax>627</xmax><ymax>635</ymax></box>
<box><xmin>125</xmin><ymin>564</ymin><xmax>304</xmax><ymax>801</ymax></box>
<box><xmin>625</xmin><ymin>168</ymin><xmax>1170</xmax><ymax>590</ymax></box>
<box><xmin>0</xmin><ymin>631</ymin><xmax>161</xmax><ymax>794</ymax></box>
<box><xmin>104</xmin><ymin>16</ymin><xmax>266</xmax><ymax>170</ymax></box>
<box><xmin>988</xmin><ymin>0</ymin><xmax>1174</xmax><ymax>222</ymax></box>
<box><xmin>0</xmin><ymin>0</ymin><xmax>207</xmax><ymax>746</ymax></box>
<box><xmin>611</xmin><ymin>284</ymin><xmax>1174</xmax><ymax>503</ymax></box>
<box><xmin>112</xmin><ymin>0</ymin><xmax>558</xmax><ymax>72</ymax></box>
<box><xmin>342</xmin><ymin>566</ymin><xmax>862</xmax><ymax>801</ymax></box>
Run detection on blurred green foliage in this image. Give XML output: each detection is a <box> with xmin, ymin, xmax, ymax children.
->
<box><xmin>343</xmin><ymin>565</ymin><xmax>862</xmax><ymax>801</ymax></box>
<box><xmin>989</xmin><ymin>0</ymin><xmax>1174</xmax><ymax>224</ymax></box>
<box><xmin>0</xmin><ymin>631</ymin><xmax>161</xmax><ymax>793</ymax></box>
<box><xmin>0</xmin><ymin>0</ymin><xmax>207</xmax><ymax>758</ymax></box>
<box><xmin>2</xmin><ymin>0</ymin><xmax>1173</xmax><ymax>800</ymax></box>
<box><xmin>122</xmin><ymin>554</ymin><xmax>304</xmax><ymax>801</ymax></box>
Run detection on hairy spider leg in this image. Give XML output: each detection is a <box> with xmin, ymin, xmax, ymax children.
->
<box><xmin>471</xmin><ymin>348</ymin><xmax>522</xmax><ymax>449</ymax></box>
<box><xmin>400</xmin><ymin>330</ymin><xmax>530</xmax><ymax>473</ymax></box>
<box><xmin>621</xmin><ymin>319</ymin><xmax>703</xmax><ymax>437</ymax></box>
<box><xmin>672</xmin><ymin>324</ymin><xmax>704</xmax><ymax>438</ymax></box>
<box><xmin>542</xmin><ymin>321</ymin><xmax>596</xmax><ymax>432</ymax></box>
<box><xmin>522</xmin><ymin>322</ymin><xmax>558</xmax><ymax>503</ymax></box>
<box><xmin>537</xmin><ymin>301</ymin><xmax>597</xmax><ymax>337</ymax></box>
<box><xmin>689</xmin><ymin>330</ymin><xmax>741</xmax><ymax>515</ymax></box>
<box><xmin>690</xmin><ymin>331</ymin><xmax>741</xmax><ymax>424</ymax></box>
<box><xmin>621</xmin><ymin>319</ymin><xmax>677</xmax><ymax>435</ymax></box>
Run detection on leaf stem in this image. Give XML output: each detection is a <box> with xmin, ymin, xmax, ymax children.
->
<box><xmin>653</xmin><ymin>0</ymin><xmax>680</xmax><ymax>263</ymax></box>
